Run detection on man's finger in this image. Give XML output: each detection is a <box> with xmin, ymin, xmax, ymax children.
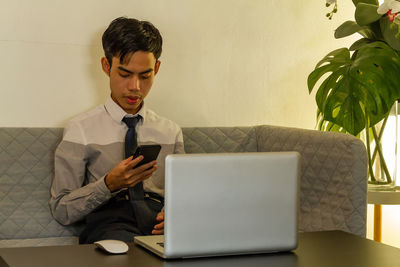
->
<box><xmin>153</xmin><ymin>221</ymin><xmax>164</xmax><ymax>230</ymax></box>
<box><xmin>134</xmin><ymin>160</ymin><xmax>157</xmax><ymax>172</ymax></box>
<box><xmin>119</xmin><ymin>156</ymin><xmax>133</xmax><ymax>167</ymax></box>
<box><xmin>136</xmin><ymin>165</ymin><xmax>158</xmax><ymax>179</ymax></box>
<box><xmin>152</xmin><ymin>229</ymin><xmax>164</xmax><ymax>235</ymax></box>
<box><xmin>126</xmin><ymin>165</ymin><xmax>157</xmax><ymax>187</ymax></box>
<box><xmin>125</xmin><ymin>155</ymin><xmax>144</xmax><ymax>169</ymax></box>
<box><xmin>152</xmin><ymin>221</ymin><xmax>164</xmax><ymax>235</ymax></box>
<box><xmin>156</xmin><ymin>212</ymin><xmax>164</xmax><ymax>221</ymax></box>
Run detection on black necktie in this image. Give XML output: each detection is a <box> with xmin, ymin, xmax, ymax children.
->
<box><xmin>122</xmin><ymin>115</ymin><xmax>158</xmax><ymax>235</ymax></box>
<box><xmin>122</xmin><ymin>116</ymin><xmax>144</xmax><ymax>200</ymax></box>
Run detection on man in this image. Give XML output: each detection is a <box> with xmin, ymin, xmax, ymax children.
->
<box><xmin>49</xmin><ymin>17</ymin><xmax>184</xmax><ymax>244</ymax></box>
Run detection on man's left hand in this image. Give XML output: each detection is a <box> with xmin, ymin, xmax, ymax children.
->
<box><xmin>152</xmin><ymin>211</ymin><xmax>164</xmax><ymax>235</ymax></box>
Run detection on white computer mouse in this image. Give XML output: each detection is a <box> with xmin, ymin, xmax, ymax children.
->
<box><xmin>94</xmin><ymin>239</ymin><xmax>129</xmax><ymax>254</ymax></box>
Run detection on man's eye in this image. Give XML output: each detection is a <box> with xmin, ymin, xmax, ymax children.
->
<box><xmin>119</xmin><ymin>73</ymin><xmax>130</xmax><ymax>78</ymax></box>
<box><xmin>140</xmin><ymin>75</ymin><xmax>151</xmax><ymax>80</ymax></box>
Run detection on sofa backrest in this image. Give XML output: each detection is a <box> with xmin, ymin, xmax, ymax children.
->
<box><xmin>182</xmin><ymin>127</ymin><xmax>257</xmax><ymax>153</ymax></box>
<box><xmin>0</xmin><ymin>126</ymin><xmax>367</xmax><ymax>240</ymax></box>
<box><xmin>0</xmin><ymin>128</ymin><xmax>71</xmax><ymax>239</ymax></box>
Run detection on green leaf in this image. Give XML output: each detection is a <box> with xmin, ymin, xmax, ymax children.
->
<box><xmin>380</xmin><ymin>17</ymin><xmax>400</xmax><ymax>51</ymax></box>
<box><xmin>318</xmin><ymin>119</ymin><xmax>347</xmax><ymax>133</ymax></box>
<box><xmin>352</xmin><ymin>0</ymin><xmax>379</xmax><ymax>6</ymax></box>
<box><xmin>307</xmin><ymin>48</ymin><xmax>350</xmax><ymax>93</ymax></box>
<box><xmin>355</xmin><ymin>3</ymin><xmax>381</xmax><ymax>26</ymax></box>
<box><xmin>357</xmin><ymin>26</ymin><xmax>376</xmax><ymax>39</ymax></box>
<box><xmin>349</xmin><ymin>38</ymin><xmax>372</xmax><ymax>50</ymax></box>
<box><xmin>315</xmin><ymin>48</ymin><xmax>350</xmax><ymax>68</ymax></box>
<box><xmin>369</xmin><ymin>20</ymin><xmax>383</xmax><ymax>40</ymax></box>
<box><xmin>308</xmin><ymin>42</ymin><xmax>400</xmax><ymax>135</ymax></box>
<box><xmin>335</xmin><ymin>21</ymin><xmax>364</xmax><ymax>39</ymax></box>
<box><xmin>334</xmin><ymin>21</ymin><xmax>378</xmax><ymax>40</ymax></box>
<box><xmin>321</xmin><ymin>71</ymin><xmax>366</xmax><ymax>134</ymax></box>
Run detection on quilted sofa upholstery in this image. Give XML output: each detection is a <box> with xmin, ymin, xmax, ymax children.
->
<box><xmin>0</xmin><ymin>125</ymin><xmax>368</xmax><ymax>247</ymax></box>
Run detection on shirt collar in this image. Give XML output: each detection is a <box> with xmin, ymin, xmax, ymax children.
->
<box><xmin>104</xmin><ymin>96</ymin><xmax>147</xmax><ymax>124</ymax></box>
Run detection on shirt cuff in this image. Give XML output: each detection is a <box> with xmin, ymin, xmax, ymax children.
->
<box><xmin>95</xmin><ymin>175</ymin><xmax>113</xmax><ymax>199</ymax></box>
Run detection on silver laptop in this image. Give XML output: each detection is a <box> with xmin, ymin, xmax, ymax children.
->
<box><xmin>134</xmin><ymin>152</ymin><xmax>300</xmax><ymax>259</ymax></box>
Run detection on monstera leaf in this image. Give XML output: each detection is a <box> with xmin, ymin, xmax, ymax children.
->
<box><xmin>308</xmin><ymin>41</ymin><xmax>400</xmax><ymax>135</ymax></box>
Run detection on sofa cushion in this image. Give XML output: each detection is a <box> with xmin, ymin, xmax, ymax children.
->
<box><xmin>255</xmin><ymin>125</ymin><xmax>367</xmax><ymax>237</ymax></box>
<box><xmin>0</xmin><ymin>128</ymin><xmax>81</xmax><ymax>239</ymax></box>
<box><xmin>182</xmin><ymin>127</ymin><xmax>257</xmax><ymax>153</ymax></box>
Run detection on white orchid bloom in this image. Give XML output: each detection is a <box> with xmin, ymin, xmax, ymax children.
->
<box><xmin>377</xmin><ymin>0</ymin><xmax>400</xmax><ymax>14</ymax></box>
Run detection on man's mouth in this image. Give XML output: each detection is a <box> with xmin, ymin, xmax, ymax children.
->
<box><xmin>126</xmin><ymin>95</ymin><xmax>141</xmax><ymax>104</ymax></box>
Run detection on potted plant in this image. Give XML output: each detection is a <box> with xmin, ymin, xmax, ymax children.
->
<box><xmin>308</xmin><ymin>0</ymin><xmax>400</xmax><ymax>190</ymax></box>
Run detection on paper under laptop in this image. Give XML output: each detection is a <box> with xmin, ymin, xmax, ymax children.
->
<box><xmin>134</xmin><ymin>152</ymin><xmax>300</xmax><ymax>259</ymax></box>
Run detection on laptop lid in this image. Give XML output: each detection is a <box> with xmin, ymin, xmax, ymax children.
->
<box><xmin>162</xmin><ymin>152</ymin><xmax>300</xmax><ymax>258</ymax></box>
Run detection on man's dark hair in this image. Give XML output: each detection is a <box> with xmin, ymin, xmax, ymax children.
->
<box><xmin>102</xmin><ymin>17</ymin><xmax>163</xmax><ymax>65</ymax></box>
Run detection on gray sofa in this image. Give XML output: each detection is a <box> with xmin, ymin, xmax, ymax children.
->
<box><xmin>0</xmin><ymin>125</ymin><xmax>368</xmax><ymax>248</ymax></box>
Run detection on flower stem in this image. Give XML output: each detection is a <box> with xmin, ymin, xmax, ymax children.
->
<box><xmin>365</xmin><ymin>116</ymin><xmax>376</xmax><ymax>182</ymax></box>
<box><xmin>371</xmin><ymin>115</ymin><xmax>389</xmax><ymax>165</ymax></box>
<box><xmin>372</xmin><ymin>124</ymin><xmax>392</xmax><ymax>183</ymax></box>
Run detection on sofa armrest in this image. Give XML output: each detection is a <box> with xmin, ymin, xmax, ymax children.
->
<box><xmin>255</xmin><ymin>125</ymin><xmax>368</xmax><ymax>237</ymax></box>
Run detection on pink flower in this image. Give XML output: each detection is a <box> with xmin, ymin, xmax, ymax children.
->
<box><xmin>387</xmin><ymin>10</ymin><xmax>398</xmax><ymax>22</ymax></box>
<box><xmin>378</xmin><ymin>0</ymin><xmax>400</xmax><ymax>14</ymax></box>
<box><xmin>378</xmin><ymin>0</ymin><xmax>400</xmax><ymax>23</ymax></box>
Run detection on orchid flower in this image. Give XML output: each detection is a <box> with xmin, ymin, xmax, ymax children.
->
<box><xmin>378</xmin><ymin>0</ymin><xmax>400</xmax><ymax>39</ymax></box>
<box><xmin>377</xmin><ymin>0</ymin><xmax>400</xmax><ymax>22</ymax></box>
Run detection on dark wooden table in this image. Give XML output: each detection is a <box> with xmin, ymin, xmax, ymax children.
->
<box><xmin>1</xmin><ymin>231</ymin><xmax>399</xmax><ymax>267</ymax></box>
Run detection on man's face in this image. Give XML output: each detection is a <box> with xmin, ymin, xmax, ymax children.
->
<box><xmin>101</xmin><ymin>51</ymin><xmax>160</xmax><ymax>114</ymax></box>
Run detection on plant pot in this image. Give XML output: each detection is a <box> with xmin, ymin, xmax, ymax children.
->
<box><xmin>367</xmin><ymin>101</ymin><xmax>399</xmax><ymax>191</ymax></box>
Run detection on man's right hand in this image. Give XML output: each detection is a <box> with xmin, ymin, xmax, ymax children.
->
<box><xmin>104</xmin><ymin>156</ymin><xmax>158</xmax><ymax>192</ymax></box>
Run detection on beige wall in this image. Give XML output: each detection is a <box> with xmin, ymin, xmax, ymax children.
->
<box><xmin>0</xmin><ymin>0</ymin><xmax>355</xmax><ymax>128</ymax></box>
<box><xmin>2</xmin><ymin>0</ymin><xmax>396</xmax><ymax>247</ymax></box>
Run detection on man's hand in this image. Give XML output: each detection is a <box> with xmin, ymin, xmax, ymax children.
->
<box><xmin>105</xmin><ymin>156</ymin><xmax>157</xmax><ymax>192</ymax></box>
<box><xmin>152</xmin><ymin>211</ymin><xmax>164</xmax><ymax>235</ymax></box>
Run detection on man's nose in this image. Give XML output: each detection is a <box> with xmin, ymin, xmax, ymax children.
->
<box><xmin>128</xmin><ymin>76</ymin><xmax>140</xmax><ymax>91</ymax></box>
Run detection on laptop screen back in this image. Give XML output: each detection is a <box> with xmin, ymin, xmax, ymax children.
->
<box><xmin>163</xmin><ymin>152</ymin><xmax>300</xmax><ymax>258</ymax></box>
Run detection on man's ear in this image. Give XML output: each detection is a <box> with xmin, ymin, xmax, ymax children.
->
<box><xmin>101</xmin><ymin>57</ymin><xmax>111</xmax><ymax>76</ymax></box>
<box><xmin>154</xmin><ymin>60</ymin><xmax>161</xmax><ymax>75</ymax></box>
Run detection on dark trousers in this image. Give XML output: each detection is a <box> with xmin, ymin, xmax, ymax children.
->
<box><xmin>79</xmin><ymin>191</ymin><xmax>163</xmax><ymax>244</ymax></box>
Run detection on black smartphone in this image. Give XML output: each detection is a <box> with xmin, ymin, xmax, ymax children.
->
<box><xmin>133</xmin><ymin>144</ymin><xmax>162</xmax><ymax>168</ymax></box>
